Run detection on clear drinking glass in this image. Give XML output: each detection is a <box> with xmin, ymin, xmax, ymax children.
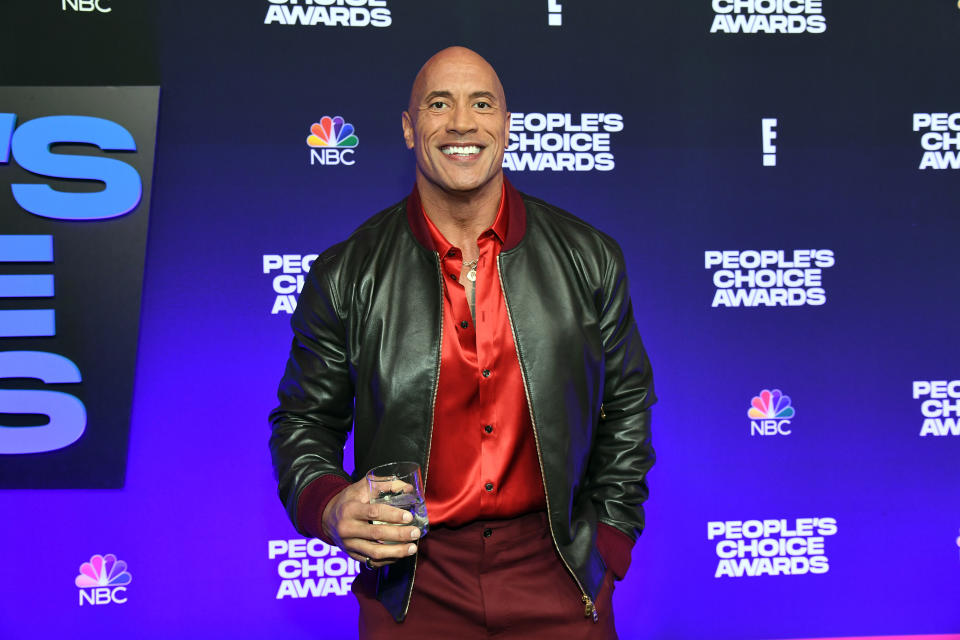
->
<box><xmin>365</xmin><ymin>461</ymin><xmax>429</xmax><ymax>542</ymax></box>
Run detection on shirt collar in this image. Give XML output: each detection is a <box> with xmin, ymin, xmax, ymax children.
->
<box><xmin>420</xmin><ymin>182</ymin><xmax>508</xmax><ymax>257</ymax></box>
<box><xmin>405</xmin><ymin>177</ymin><xmax>526</xmax><ymax>253</ymax></box>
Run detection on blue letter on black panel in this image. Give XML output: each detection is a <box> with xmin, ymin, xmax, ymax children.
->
<box><xmin>10</xmin><ymin>115</ymin><xmax>142</xmax><ymax>220</ymax></box>
<box><xmin>0</xmin><ymin>351</ymin><xmax>86</xmax><ymax>454</ymax></box>
<box><xmin>0</xmin><ymin>113</ymin><xmax>16</xmax><ymax>163</ymax></box>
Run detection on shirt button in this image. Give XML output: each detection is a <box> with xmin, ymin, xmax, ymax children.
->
<box><xmin>483</xmin><ymin>528</ymin><xmax>493</xmax><ymax>538</ymax></box>
<box><xmin>460</xmin><ymin>320</ymin><xmax>469</xmax><ymax>329</ymax></box>
<box><xmin>485</xmin><ymin>482</ymin><xmax>494</xmax><ymax>492</ymax></box>
<box><xmin>484</xmin><ymin>424</ymin><xmax>493</xmax><ymax>434</ymax></box>
<box><xmin>449</xmin><ymin>273</ymin><xmax>457</xmax><ymax>281</ymax></box>
<box><xmin>447</xmin><ymin>249</ymin><xmax>457</xmax><ymax>257</ymax></box>
<box><xmin>481</xmin><ymin>369</ymin><xmax>491</xmax><ymax>378</ymax></box>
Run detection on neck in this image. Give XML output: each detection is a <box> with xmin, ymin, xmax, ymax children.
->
<box><xmin>416</xmin><ymin>172</ymin><xmax>502</xmax><ymax>255</ymax></box>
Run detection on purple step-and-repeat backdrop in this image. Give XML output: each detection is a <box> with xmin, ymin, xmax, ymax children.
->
<box><xmin>2</xmin><ymin>1</ymin><xmax>959</xmax><ymax>638</ymax></box>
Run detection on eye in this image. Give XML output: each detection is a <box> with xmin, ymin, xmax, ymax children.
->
<box><xmin>474</xmin><ymin>101</ymin><xmax>491</xmax><ymax>109</ymax></box>
<box><xmin>429</xmin><ymin>101</ymin><xmax>448</xmax><ymax>110</ymax></box>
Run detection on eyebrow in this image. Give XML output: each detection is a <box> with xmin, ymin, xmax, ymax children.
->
<box><xmin>422</xmin><ymin>90</ymin><xmax>499</xmax><ymax>104</ymax></box>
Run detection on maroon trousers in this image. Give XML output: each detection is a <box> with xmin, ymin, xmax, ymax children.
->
<box><xmin>353</xmin><ymin>512</ymin><xmax>617</xmax><ymax>639</ymax></box>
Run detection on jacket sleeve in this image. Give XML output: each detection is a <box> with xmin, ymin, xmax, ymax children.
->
<box><xmin>583</xmin><ymin>241</ymin><xmax>656</xmax><ymax>546</ymax></box>
<box><xmin>268</xmin><ymin>254</ymin><xmax>355</xmax><ymax>536</ymax></box>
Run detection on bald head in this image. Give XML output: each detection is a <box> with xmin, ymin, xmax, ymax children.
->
<box><xmin>407</xmin><ymin>46</ymin><xmax>507</xmax><ymax>115</ymax></box>
<box><xmin>401</xmin><ymin>46</ymin><xmax>511</xmax><ymax>200</ymax></box>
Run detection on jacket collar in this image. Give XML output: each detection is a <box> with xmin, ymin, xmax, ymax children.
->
<box><xmin>404</xmin><ymin>176</ymin><xmax>526</xmax><ymax>252</ymax></box>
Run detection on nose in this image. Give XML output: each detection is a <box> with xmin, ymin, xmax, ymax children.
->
<box><xmin>447</xmin><ymin>103</ymin><xmax>477</xmax><ymax>135</ymax></box>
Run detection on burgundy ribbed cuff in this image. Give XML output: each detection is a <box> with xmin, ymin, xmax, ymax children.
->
<box><xmin>596</xmin><ymin>522</ymin><xmax>635</xmax><ymax>581</ymax></box>
<box><xmin>295</xmin><ymin>474</ymin><xmax>352</xmax><ymax>543</ymax></box>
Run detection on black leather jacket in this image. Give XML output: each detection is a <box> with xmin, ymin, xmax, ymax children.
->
<box><xmin>269</xmin><ymin>180</ymin><xmax>655</xmax><ymax>621</ymax></box>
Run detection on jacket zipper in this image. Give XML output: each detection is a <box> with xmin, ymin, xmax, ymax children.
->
<box><xmin>401</xmin><ymin>251</ymin><xmax>445</xmax><ymax>619</ymax></box>
<box><xmin>497</xmin><ymin>254</ymin><xmax>598</xmax><ymax>622</ymax></box>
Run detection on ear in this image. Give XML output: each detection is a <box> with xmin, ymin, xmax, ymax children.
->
<box><xmin>401</xmin><ymin>111</ymin><xmax>415</xmax><ymax>150</ymax></box>
<box><xmin>504</xmin><ymin>111</ymin><xmax>511</xmax><ymax>148</ymax></box>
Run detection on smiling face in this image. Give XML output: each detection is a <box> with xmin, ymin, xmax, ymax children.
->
<box><xmin>402</xmin><ymin>47</ymin><xmax>510</xmax><ymax>199</ymax></box>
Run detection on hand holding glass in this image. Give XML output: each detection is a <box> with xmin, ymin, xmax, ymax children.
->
<box><xmin>366</xmin><ymin>461</ymin><xmax>429</xmax><ymax>543</ymax></box>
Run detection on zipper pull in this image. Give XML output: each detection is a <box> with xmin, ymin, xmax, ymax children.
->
<box><xmin>582</xmin><ymin>594</ymin><xmax>598</xmax><ymax>621</ymax></box>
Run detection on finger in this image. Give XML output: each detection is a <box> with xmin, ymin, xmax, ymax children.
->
<box><xmin>382</xmin><ymin>479</ymin><xmax>414</xmax><ymax>495</ymax></box>
<box><xmin>367</xmin><ymin>522</ymin><xmax>422</xmax><ymax>542</ymax></box>
<box><xmin>347</xmin><ymin>551</ymin><xmax>388</xmax><ymax>570</ymax></box>
<box><xmin>340</xmin><ymin>500</ymin><xmax>412</xmax><ymax>525</ymax></box>
<box><xmin>364</xmin><ymin>502</ymin><xmax>414</xmax><ymax>524</ymax></box>
<box><xmin>347</xmin><ymin>551</ymin><xmax>405</xmax><ymax>570</ymax></box>
<box><xmin>336</xmin><ymin>514</ymin><xmax>419</xmax><ymax>542</ymax></box>
<box><xmin>339</xmin><ymin>517</ymin><xmax>421</xmax><ymax>543</ymax></box>
<box><xmin>348</xmin><ymin>538</ymin><xmax>419</xmax><ymax>562</ymax></box>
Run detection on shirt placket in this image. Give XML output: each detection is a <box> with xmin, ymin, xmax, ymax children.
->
<box><xmin>475</xmin><ymin>232</ymin><xmax>499</xmax><ymax>511</ymax></box>
<box><xmin>441</xmin><ymin>247</ymin><xmax>485</xmax><ymax>507</ymax></box>
<box><xmin>442</xmin><ymin>248</ymin><xmax>478</xmax><ymax>364</ymax></box>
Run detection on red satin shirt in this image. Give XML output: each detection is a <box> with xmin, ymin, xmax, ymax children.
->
<box><xmin>421</xmin><ymin>185</ymin><xmax>546</xmax><ymax>527</ymax></box>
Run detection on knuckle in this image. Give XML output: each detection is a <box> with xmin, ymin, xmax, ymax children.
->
<box><xmin>376</xmin><ymin>505</ymin><xmax>400</xmax><ymax>522</ymax></box>
<box><xmin>367</xmin><ymin>546</ymin><xmax>388</xmax><ymax>561</ymax></box>
<box><xmin>373</xmin><ymin>524</ymin><xmax>398</xmax><ymax>540</ymax></box>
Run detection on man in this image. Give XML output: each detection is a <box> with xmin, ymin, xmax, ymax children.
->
<box><xmin>269</xmin><ymin>46</ymin><xmax>655</xmax><ymax>639</ymax></box>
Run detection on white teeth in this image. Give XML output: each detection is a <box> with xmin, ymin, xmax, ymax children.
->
<box><xmin>442</xmin><ymin>145</ymin><xmax>481</xmax><ymax>156</ymax></box>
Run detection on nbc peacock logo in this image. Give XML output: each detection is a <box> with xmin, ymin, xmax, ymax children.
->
<box><xmin>307</xmin><ymin>115</ymin><xmax>358</xmax><ymax>167</ymax></box>
<box><xmin>748</xmin><ymin>389</ymin><xmax>795</xmax><ymax>436</ymax></box>
<box><xmin>75</xmin><ymin>554</ymin><xmax>131</xmax><ymax>606</ymax></box>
